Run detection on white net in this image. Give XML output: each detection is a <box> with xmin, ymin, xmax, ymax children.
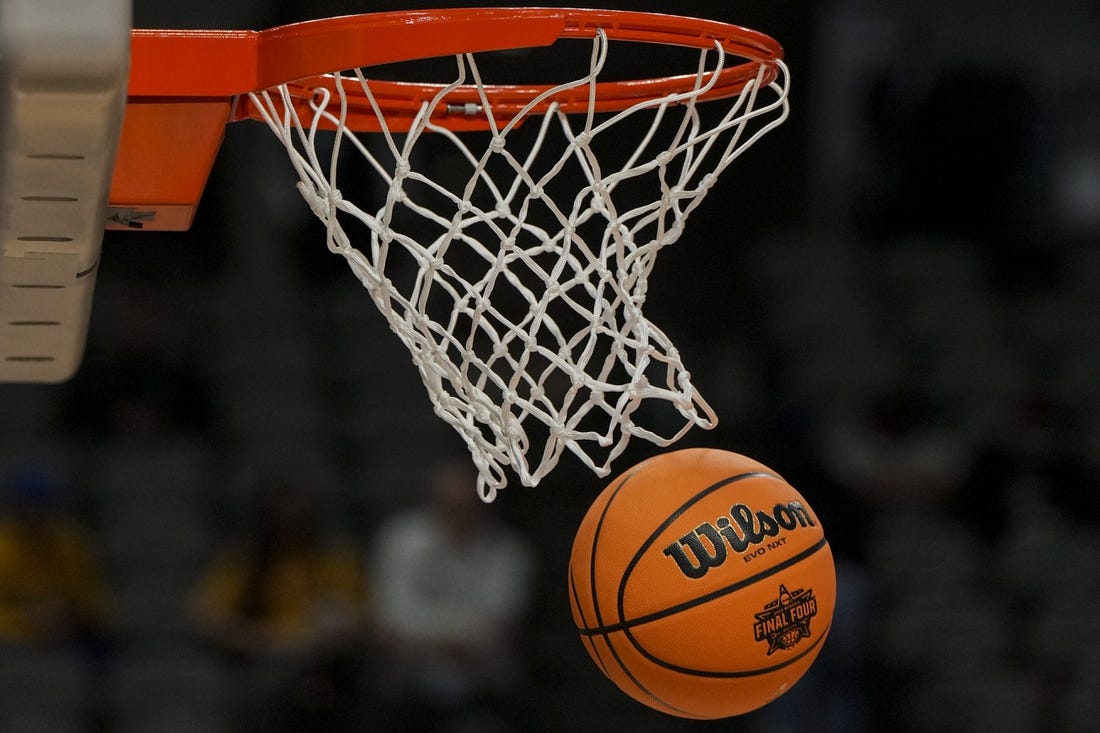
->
<box><xmin>251</xmin><ymin>30</ymin><xmax>789</xmax><ymax>500</ymax></box>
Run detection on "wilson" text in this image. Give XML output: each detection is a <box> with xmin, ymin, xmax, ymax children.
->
<box><xmin>662</xmin><ymin>502</ymin><xmax>815</xmax><ymax>579</ymax></box>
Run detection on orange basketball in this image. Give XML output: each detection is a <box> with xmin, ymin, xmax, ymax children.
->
<box><xmin>568</xmin><ymin>448</ymin><xmax>836</xmax><ymax>719</ymax></box>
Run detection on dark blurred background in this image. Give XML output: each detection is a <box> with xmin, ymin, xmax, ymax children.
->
<box><xmin>1</xmin><ymin>1</ymin><xmax>1099</xmax><ymax>731</ymax></box>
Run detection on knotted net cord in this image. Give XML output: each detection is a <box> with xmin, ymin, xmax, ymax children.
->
<box><xmin>251</xmin><ymin>30</ymin><xmax>789</xmax><ymax>500</ymax></box>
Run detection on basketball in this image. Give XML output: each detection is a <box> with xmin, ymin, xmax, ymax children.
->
<box><xmin>568</xmin><ymin>448</ymin><xmax>836</xmax><ymax>719</ymax></box>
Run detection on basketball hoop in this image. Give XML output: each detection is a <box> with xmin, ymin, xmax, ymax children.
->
<box><xmin>112</xmin><ymin>9</ymin><xmax>789</xmax><ymax>500</ymax></box>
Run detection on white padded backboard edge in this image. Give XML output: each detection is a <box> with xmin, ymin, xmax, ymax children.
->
<box><xmin>0</xmin><ymin>0</ymin><xmax>130</xmax><ymax>382</ymax></box>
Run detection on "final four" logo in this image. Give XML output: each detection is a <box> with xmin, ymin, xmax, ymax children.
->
<box><xmin>752</xmin><ymin>584</ymin><xmax>818</xmax><ymax>655</ymax></box>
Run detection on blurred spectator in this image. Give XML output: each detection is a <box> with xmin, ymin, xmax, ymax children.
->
<box><xmin>957</xmin><ymin>383</ymin><xmax>1098</xmax><ymax>542</ymax></box>
<box><xmin>0</xmin><ymin>466</ymin><xmax>110</xmax><ymax>653</ymax></box>
<box><xmin>369</xmin><ymin>458</ymin><xmax>536</xmax><ymax>733</ymax></box>
<box><xmin>815</xmin><ymin>386</ymin><xmax>972</xmax><ymax>510</ymax></box>
<box><xmin>191</xmin><ymin>475</ymin><xmax>365</xmax><ymax>732</ymax></box>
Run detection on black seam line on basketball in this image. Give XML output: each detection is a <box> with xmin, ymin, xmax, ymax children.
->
<box><xmin>568</xmin><ymin>565</ymin><xmax>612</xmax><ymax>680</ymax></box>
<box><xmin>586</xmin><ymin>465</ymin><xmax>698</xmax><ymax>718</ymax></box>
<box><xmin>584</xmin><ymin>472</ymin><xmax>641</xmax><ymax>683</ymax></box>
<box><xmin>587</xmin><ymin>466</ymin><xmax>648</xmax><ymax>634</ymax></box>
<box><xmin>578</xmin><ymin>537</ymin><xmax>830</xmax><ymax>637</ymax></box>
<box><xmin>616</xmin><ymin>471</ymin><xmax>783</xmax><ymax>629</ymax></box>
<box><xmin>630</xmin><ymin>616</ymin><xmax>833</xmax><ymax>680</ymax></box>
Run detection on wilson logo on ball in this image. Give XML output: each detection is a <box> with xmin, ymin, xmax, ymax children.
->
<box><xmin>752</xmin><ymin>584</ymin><xmax>819</xmax><ymax>655</ymax></box>
<box><xmin>661</xmin><ymin>501</ymin><xmax>817</xmax><ymax>579</ymax></box>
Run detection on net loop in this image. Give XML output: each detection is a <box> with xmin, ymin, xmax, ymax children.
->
<box><xmin>251</xmin><ymin>27</ymin><xmax>789</xmax><ymax>500</ymax></box>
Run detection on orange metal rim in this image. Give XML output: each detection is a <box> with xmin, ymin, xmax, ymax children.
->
<box><xmin>112</xmin><ymin>8</ymin><xmax>784</xmax><ymax>229</ymax></box>
<box><xmin>128</xmin><ymin>7</ymin><xmax>783</xmax><ymax>100</ymax></box>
